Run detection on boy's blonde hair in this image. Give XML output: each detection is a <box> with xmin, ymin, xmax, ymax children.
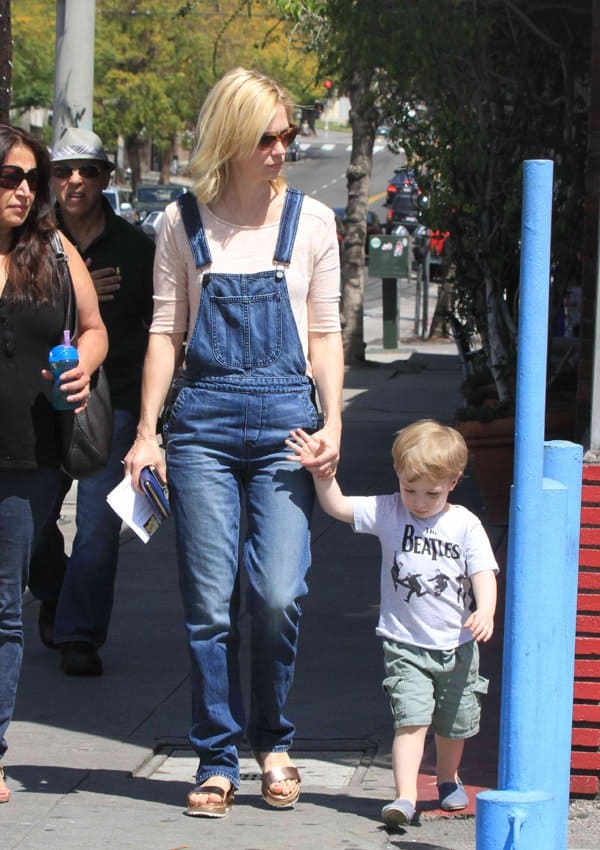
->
<box><xmin>392</xmin><ymin>419</ymin><xmax>468</xmax><ymax>482</ymax></box>
<box><xmin>189</xmin><ymin>67</ymin><xmax>294</xmax><ymax>204</ymax></box>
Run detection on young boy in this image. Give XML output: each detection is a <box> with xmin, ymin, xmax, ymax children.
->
<box><xmin>286</xmin><ymin>419</ymin><xmax>498</xmax><ymax>827</ymax></box>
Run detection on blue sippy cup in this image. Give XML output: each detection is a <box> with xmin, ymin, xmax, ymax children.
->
<box><xmin>49</xmin><ymin>331</ymin><xmax>79</xmax><ymax>411</ymax></box>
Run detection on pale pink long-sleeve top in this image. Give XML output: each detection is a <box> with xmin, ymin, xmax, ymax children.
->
<box><xmin>150</xmin><ymin>194</ymin><xmax>341</xmax><ymax>374</ymax></box>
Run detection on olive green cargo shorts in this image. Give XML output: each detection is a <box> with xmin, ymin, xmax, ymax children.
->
<box><xmin>382</xmin><ymin>639</ymin><xmax>489</xmax><ymax>738</ymax></box>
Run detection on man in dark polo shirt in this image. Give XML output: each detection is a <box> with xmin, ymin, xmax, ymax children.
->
<box><xmin>28</xmin><ymin>128</ymin><xmax>155</xmax><ymax>676</ymax></box>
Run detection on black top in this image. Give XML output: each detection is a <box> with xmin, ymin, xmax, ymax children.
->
<box><xmin>57</xmin><ymin>199</ymin><xmax>155</xmax><ymax>413</ymax></box>
<box><xmin>0</xmin><ymin>287</ymin><xmax>65</xmax><ymax>469</ymax></box>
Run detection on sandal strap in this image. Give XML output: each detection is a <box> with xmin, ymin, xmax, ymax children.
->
<box><xmin>189</xmin><ymin>784</ymin><xmax>231</xmax><ymax>801</ymax></box>
<box><xmin>262</xmin><ymin>765</ymin><xmax>301</xmax><ymax>785</ymax></box>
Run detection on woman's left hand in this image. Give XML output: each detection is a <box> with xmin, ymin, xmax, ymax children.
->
<box><xmin>41</xmin><ymin>365</ymin><xmax>91</xmax><ymax>414</ymax></box>
<box><xmin>298</xmin><ymin>422</ymin><xmax>340</xmax><ymax>480</ymax></box>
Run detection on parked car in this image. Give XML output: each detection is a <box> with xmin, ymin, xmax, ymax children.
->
<box><xmin>132</xmin><ymin>183</ymin><xmax>188</xmax><ymax>224</ymax></box>
<box><xmin>285</xmin><ymin>140</ymin><xmax>302</xmax><ymax>162</ymax></box>
<box><xmin>333</xmin><ymin>207</ymin><xmax>383</xmax><ymax>255</ymax></box>
<box><xmin>385</xmin><ymin>167</ymin><xmax>418</xmax><ymax>206</ymax></box>
<box><xmin>384</xmin><ymin>169</ymin><xmax>451</xmax><ymax>271</ymax></box>
<box><xmin>385</xmin><ymin>187</ymin><xmax>421</xmax><ymax>234</ymax></box>
<box><xmin>102</xmin><ymin>187</ymin><xmax>134</xmax><ymax>223</ymax></box>
<box><xmin>140</xmin><ymin>209</ymin><xmax>165</xmax><ymax>242</ymax></box>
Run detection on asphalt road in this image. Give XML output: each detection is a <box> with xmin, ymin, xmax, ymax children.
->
<box><xmin>285</xmin><ymin>129</ymin><xmax>403</xmax><ymax>214</ymax></box>
<box><xmin>285</xmin><ymin>132</ymin><xmax>437</xmax><ymax>346</ymax></box>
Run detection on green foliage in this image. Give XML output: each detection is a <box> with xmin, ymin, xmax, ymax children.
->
<box><xmin>13</xmin><ymin>0</ymin><xmax>319</xmax><ymax>150</ymax></box>
<box><xmin>376</xmin><ymin>0</ymin><xmax>590</xmax><ymax>405</ymax></box>
<box><xmin>12</xmin><ymin>1</ymin><xmax>55</xmax><ymax>113</ymax></box>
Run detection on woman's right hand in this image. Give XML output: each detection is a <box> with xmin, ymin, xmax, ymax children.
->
<box><xmin>123</xmin><ymin>435</ymin><xmax>166</xmax><ymax>492</ymax></box>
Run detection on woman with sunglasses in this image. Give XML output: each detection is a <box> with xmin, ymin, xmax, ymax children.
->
<box><xmin>0</xmin><ymin>124</ymin><xmax>107</xmax><ymax>803</ymax></box>
<box><xmin>125</xmin><ymin>67</ymin><xmax>342</xmax><ymax>817</ymax></box>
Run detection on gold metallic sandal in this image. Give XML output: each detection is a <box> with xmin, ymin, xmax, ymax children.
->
<box><xmin>185</xmin><ymin>781</ymin><xmax>234</xmax><ymax>818</ymax></box>
<box><xmin>254</xmin><ymin>753</ymin><xmax>301</xmax><ymax>808</ymax></box>
<box><xmin>0</xmin><ymin>765</ymin><xmax>11</xmax><ymax>804</ymax></box>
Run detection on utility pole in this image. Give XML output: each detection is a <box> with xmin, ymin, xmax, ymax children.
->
<box><xmin>53</xmin><ymin>0</ymin><xmax>96</xmax><ymax>146</ymax></box>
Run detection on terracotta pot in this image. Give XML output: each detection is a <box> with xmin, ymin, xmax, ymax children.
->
<box><xmin>456</xmin><ymin>411</ymin><xmax>575</xmax><ymax>524</ymax></box>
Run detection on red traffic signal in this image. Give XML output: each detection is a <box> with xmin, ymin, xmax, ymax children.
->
<box><xmin>324</xmin><ymin>79</ymin><xmax>333</xmax><ymax>91</ymax></box>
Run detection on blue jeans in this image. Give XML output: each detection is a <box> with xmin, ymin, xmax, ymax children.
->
<box><xmin>0</xmin><ymin>467</ymin><xmax>63</xmax><ymax>759</ymax></box>
<box><xmin>167</xmin><ymin>383</ymin><xmax>316</xmax><ymax>789</ymax></box>
<box><xmin>52</xmin><ymin>409</ymin><xmax>138</xmax><ymax>647</ymax></box>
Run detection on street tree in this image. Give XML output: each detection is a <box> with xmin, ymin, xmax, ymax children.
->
<box><xmin>13</xmin><ymin>1</ymin><xmax>318</xmax><ymax>186</ymax></box>
<box><xmin>271</xmin><ymin>0</ymin><xmax>395</xmax><ymax>362</ymax></box>
<box><xmin>0</xmin><ymin>0</ymin><xmax>11</xmax><ymax>123</ymax></box>
<box><xmin>12</xmin><ymin>1</ymin><xmax>54</xmax><ymax>130</ymax></box>
<box><xmin>379</xmin><ymin>0</ymin><xmax>590</xmax><ymax>409</ymax></box>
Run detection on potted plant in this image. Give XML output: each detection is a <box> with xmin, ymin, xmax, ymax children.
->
<box><xmin>453</xmin><ymin>351</ymin><xmax>577</xmax><ymax>522</ymax></box>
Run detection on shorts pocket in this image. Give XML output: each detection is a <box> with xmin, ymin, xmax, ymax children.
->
<box><xmin>474</xmin><ymin>675</ymin><xmax>489</xmax><ymax>696</ymax></box>
<box><xmin>382</xmin><ymin>675</ymin><xmax>402</xmax><ymax>696</ymax></box>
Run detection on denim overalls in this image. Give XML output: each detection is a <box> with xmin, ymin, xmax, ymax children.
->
<box><xmin>165</xmin><ymin>190</ymin><xmax>318</xmax><ymax>789</ymax></box>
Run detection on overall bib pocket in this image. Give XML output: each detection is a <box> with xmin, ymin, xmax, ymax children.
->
<box><xmin>210</xmin><ymin>291</ymin><xmax>282</xmax><ymax>370</ymax></box>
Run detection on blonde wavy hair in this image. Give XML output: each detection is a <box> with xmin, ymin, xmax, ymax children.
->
<box><xmin>391</xmin><ymin>419</ymin><xmax>468</xmax><ymax>482</ymax></box>
<box><xmin>189</xmin><ymin>67</ymin><xmax>295</xmax><ymax>204</ymax></box>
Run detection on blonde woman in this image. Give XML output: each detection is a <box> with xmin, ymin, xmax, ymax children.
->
<box><xmin>125</xmin><ymin>68</ymin><xmax>343</xmax><ymax>817</ymax></box>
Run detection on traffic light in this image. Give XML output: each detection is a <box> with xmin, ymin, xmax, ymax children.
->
<box><xmin>324</xmin><ymin>79</ymin><xmax>333</xmax><ymax>93</ymax></box>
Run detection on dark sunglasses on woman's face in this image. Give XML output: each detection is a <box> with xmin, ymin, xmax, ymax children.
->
<box><xmin>257</xmin><ymin>125</ymin><xmax>299</xmax><ymax>150</ymax></box>
<box><xmin>51</xmin><ymin>164</ymin><xmax>103</xmax><ymax>180</ymax></box>
<box><xmin>0</xmin><ymin>165</ymin><xmax>39</xmax><ymax>191</ymax></box>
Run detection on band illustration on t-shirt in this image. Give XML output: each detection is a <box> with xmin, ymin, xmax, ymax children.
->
<box><xmin>390</xmin><ymin>521</ymin><xmax>473</xmax><ymax>607</ymax></box>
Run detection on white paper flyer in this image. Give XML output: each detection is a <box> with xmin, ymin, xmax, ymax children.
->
<box><xmin>106</xmin><ymin>474</ymin><xmax>165</xmax><ymax>544</ymax></box>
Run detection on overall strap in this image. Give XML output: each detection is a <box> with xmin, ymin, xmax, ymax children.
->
<box><xmin>177</xmin><ymin>192</ymin><xmax>212</xmax><ymax>269</ymax></box>
<box><xmin>273</xmin><ymin>188</ymin><xmax>304</xmax><ymax>265</ymax></box>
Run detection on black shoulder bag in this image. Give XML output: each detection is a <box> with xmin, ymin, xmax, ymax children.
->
<box><xmin>51</xmin><ymin>232</ymin><xmax>114</xmax><ymax>478</ymax></box>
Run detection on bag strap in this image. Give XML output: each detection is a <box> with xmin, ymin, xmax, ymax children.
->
<box><xmin>51</xmin><ymin>231</ymin><xmax>78</xmax><ymax>342</ymax></box>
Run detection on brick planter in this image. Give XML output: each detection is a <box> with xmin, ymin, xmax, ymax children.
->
<box><xmin>572</xmin><ymin>463</ymin><xmax>600</xmax><ymax>796</ymax></box>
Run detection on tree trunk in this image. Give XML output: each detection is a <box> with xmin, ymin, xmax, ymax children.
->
<box><xmin>484</xmin><ymin>263</ymin><xmax>512</xmax><ymax>404</ymax></box>
<box><xmin>428</xmin><ymin>275</ymin><xmax>453</xmax><ymax>339</ymax></box>
<box><xmin>125</xmin><ymin>134</ymin><xmax>144</xmax><ymax>193</ymax></box>
<box><xmin>0</xmin><ymin>0</ymin><xmax>11</xmax><ymax>124</ymax></box>
<box><xmin>340</xmin><ymin>67</ymin><xmax>377</xmax><ymax>364</ymax></box>
<box><xmin>158</xmin><ymin>138</ymin><xmax>176</xmax><ymax>185</ymax></box>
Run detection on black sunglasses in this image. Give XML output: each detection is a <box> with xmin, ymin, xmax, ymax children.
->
<box><xmin>257</xmin><ymin>125</ymin><xmax>299</xmax><ymax>150</ymax></box>
<box><xmin>52</xmin><ymin>164</ymin><xmax>103</xmax><ymax>180</ymax></box>
<box><xmin>0</xmin><ymin>165</ymin><xmax>39</xmax><ymax>191</ymax></box>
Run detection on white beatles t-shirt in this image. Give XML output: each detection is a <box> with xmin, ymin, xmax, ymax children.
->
<box><xmin>352</xmin><ymin>494</ymin><xmax>499</xmax><ymax>650</ymax></box>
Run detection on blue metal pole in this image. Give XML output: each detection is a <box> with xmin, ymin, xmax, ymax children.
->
<box><xmin>498</xmin><ymin>160</ymin><xmax>554</xmax><ymax>791</ymax></box>
<box><xmin>540</xmin><ymin>441</ymin><xmax>583</xmax><ymax>850</ymax></box>
<box><xmin>477</xmin><ymin>790</ymin><xmax>554</xmax><ymax>849</ymax></box>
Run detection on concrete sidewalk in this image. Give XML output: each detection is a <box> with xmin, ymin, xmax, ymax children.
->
<box><xmin>4</xmin><ymin>339</ymin><xmax>599</xmax><ymax>849</ymax></box>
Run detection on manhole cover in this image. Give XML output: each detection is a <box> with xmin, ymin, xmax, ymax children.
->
<box><xmin>136</xmin><ymin>746</ymin><xmax>369</xmax><ymax>790</ymax></box>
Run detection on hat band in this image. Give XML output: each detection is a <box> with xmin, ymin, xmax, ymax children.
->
<box><xmin>52</xmin><ymin>144</ymin><xmax>108</xmax><ymax>161</ymax></box>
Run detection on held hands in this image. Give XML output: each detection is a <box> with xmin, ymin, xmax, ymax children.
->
<box><xmin>40</xmin><ymin>364</ymin><xmax>91</xmax><ymax>413</ymax></box>
<box><xmin>285</xmin><ymin>427</ymin><xmax>339</xmax><ymax>480</ymax></box>
<box><xmin>87</xmin><ymin>260</ymin><xmax>121</xmax><ymax>302</ymax></box>
<box><xmin>464</xmin><ymin>609</ymin><xmax>494</xmax><ymax>643</ymax></box>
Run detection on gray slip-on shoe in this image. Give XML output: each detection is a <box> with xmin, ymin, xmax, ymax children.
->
<box><xmin>381</xmin><ymin>797</ymin><xmax>415</xmax><ymax>826</ymax></box>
